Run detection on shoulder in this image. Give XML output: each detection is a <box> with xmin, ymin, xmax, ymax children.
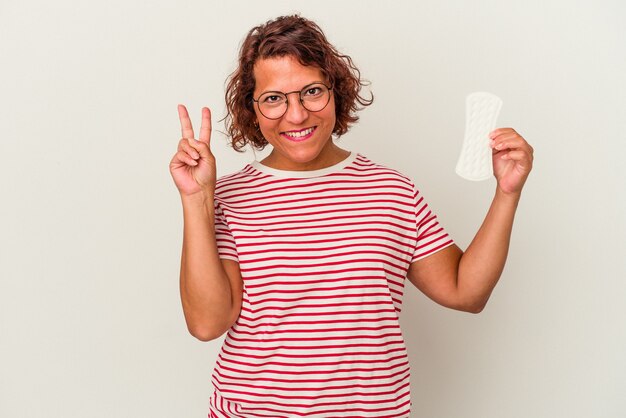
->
<box><xmin>214</xmin><ymin>164</ymin><xmax>263</xmax><ymax>200</ymax></box>
<box><xmin>351</xmin><ymin>154</ymin><xmax>417</xmax><ymax>190</ymax></box>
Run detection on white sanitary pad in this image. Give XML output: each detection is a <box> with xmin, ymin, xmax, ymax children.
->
<box><xmin>456</xmin><ymin>92</ymin><xmax>502</xmax><ymax>181</ymax></box>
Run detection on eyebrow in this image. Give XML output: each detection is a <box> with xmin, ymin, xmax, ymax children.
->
<box><xmin>257</xmin><ymin>81</ymin><xmax>326</xmax><ymax>96</ymax></box>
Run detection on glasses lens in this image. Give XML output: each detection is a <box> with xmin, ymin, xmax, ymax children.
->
<box><xmin>258</xmin><ymin>92</ymin><xmax>287</xmax><ymax>119</ymax></box>
<box><xmin>301</xmin><ymin>84</ymin><xmax>330</xmax><ymax>112</ymax></box>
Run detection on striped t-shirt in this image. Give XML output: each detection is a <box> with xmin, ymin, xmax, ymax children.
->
<box><xmin>209</xmin><ymin>152</ymin><xmax>453</xmax><ymax>418</ymax></box>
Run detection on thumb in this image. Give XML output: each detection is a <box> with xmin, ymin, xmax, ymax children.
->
<box><xmin>186</xmin><ymin>137</ymin><xmax>212</xmax><ymax>160</ymax></box>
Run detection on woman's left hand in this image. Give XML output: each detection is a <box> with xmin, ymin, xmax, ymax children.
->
<box><xmin>490</xmin><ymin>128</ymin><xmax>534</xmax><ymax>195</ymax></box>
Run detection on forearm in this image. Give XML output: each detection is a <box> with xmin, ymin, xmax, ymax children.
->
<box><xmin>456</xmin><ymin>188</ymin><xmax>521</xmax><ymax>311</ymax></box>
<box><xmin>179</xmin><ymin>192</ymin><xmax>235</xmax><ymax>340</ymax></box>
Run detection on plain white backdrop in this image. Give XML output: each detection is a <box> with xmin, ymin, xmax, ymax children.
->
<box><xmin>1</xmin><ymin>0</ymin><xmax>625</xmax><ymax>417</ymax></box>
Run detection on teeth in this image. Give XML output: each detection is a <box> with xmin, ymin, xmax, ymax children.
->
<box><xmin>285</xmin><ymin>127</ymin><xmax>314</xmax><ymax>138</ymax></box>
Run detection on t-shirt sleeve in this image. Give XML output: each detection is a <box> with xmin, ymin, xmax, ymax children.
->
<box><xmin>214</xmin><ymin>201</ymin><xmax>239</xmax><ymax>262</ymax></box>
<box><xmin>410</xmin><ymin>182</ymin><xmax>455</xmax><ymax>262</ymax></box>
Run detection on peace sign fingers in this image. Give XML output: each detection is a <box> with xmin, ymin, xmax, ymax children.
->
<box><xmin>171</xmin><ymin>104</ymin><xmax>218</xmax><ymax>197</ymax></box>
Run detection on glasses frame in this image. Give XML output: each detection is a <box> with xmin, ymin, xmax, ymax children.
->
<box><xmin>252</xmin><ymin>82</ymin><xmax>333</xmax><ymax>120</ymax></box>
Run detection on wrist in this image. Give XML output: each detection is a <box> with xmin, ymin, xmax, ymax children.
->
<box><xmin>181</xmin><ymin>190</ymin><xmax>215</xmax><ymax>210</ymax></box>
<box><xmin>494</xmin><ymin>187</ymin><xmax>521</xmax><ymax>207</ymax></box>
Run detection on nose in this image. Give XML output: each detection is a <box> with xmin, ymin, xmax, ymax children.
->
<box><xmin>283</xmin><ymin>93</ymin><xmax>308</xmax><ymax>124</ymax></box>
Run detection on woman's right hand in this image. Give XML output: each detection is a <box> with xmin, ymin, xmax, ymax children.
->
<box><xmin>170</xmin><ymin>105</ymin><xmax>217</xmax><ymax>197</ymax></box>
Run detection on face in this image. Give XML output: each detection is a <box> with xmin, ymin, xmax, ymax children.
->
<box><xmin>252</xmin><ymin>56</ymin><xmax>345</xmax><ymax>171</ymax></box>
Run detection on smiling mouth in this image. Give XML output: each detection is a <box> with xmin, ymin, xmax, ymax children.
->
<box><xmin>282</xmin><ymin>126</ymin><xmax>316</xmax><ymax>140</ymax></box>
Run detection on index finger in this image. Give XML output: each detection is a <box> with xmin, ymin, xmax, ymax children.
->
<box><xmin>489</xmin><ymin>127</ymin><xmax>517</xmax><ymax>140</ymax></box>
<box><xmin>177</xmin><ymin>104</ymin><xmax>195</xmax><ymax>139</ymax></box>
<box><xmin>199</xmin><ymin>107</ymin><xmax>212</xmax><ymax>145</ymax></box>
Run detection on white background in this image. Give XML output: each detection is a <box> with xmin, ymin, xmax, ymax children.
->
<box><xmin>1</xmin><ymin>0</ymin><xmax>625</xmax><ymax>417</ymax></box>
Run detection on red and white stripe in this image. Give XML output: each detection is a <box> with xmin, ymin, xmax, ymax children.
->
<box><xmin>209</xmin><ymin>153</ymin><xmax>453</xmax><ymax>417</ymax></box>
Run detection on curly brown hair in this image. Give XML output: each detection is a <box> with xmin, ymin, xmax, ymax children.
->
<box><xmin>224</xmin><ymin>15</ymin><xmax>373</xmax><ymax>151</ymax></box>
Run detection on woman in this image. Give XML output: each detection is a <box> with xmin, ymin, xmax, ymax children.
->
<box><xmin>170</xmin><ymin>15</ymin><xmax>533</xmax><ymax>418</ymax></box>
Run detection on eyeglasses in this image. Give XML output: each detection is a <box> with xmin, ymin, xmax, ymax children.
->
<box><xmin>252</xmin><ymin>82</ymin><xmax>333</xmax><ymax>120</ymax></box>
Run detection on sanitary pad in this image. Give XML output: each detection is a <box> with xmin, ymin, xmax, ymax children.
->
<box><xmin>456</xmin><ymin>92</ymin><xmax>502</xmax><ymax>181</ymax></box>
